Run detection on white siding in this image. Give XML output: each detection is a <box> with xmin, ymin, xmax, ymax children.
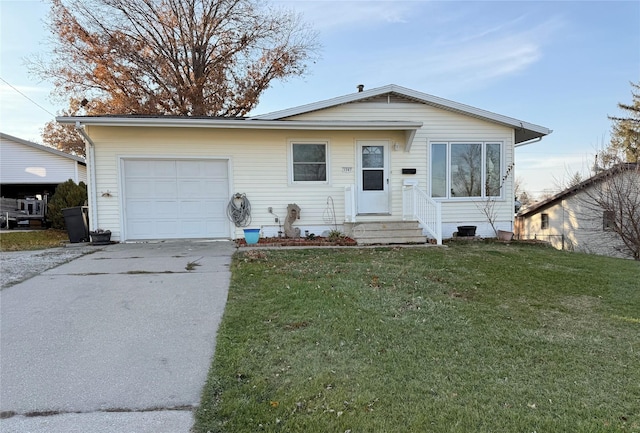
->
<box><xmin>518</xmin><ymin>188</ymin><xmax>633</xmax><ymax>259</ymax></box>
<box><xmin>86</xmin><ymin>126</ymin><xmax>406</xmax><ymax>241</ymax></box>
<box><xmin>289</xmin><ymin>101</ymin><xmax>517</xmax><ymax>237</ymax></box>
<box><xmin>0</xmin><ymin>136</ymin><xmax>87</xmax><ymax>185</ymax></box>
<box><xmin>85</xmin><ymin>98</ymin><xmax>520</xmax><ymax>241</ymax></box>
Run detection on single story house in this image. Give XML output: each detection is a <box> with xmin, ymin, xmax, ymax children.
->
<box><xmin>0</xmin><ymin>132</ymin><xmax>87</xmax><ymax>198</ymax></box>
<box><xmin>515</xmin><ymin>163</ymin><xmax>639</xmax><ymax>259</ymax></box>
<box><xmin>57</xmin><ymin>84</ymin><xmax>551</xmax><ymax>244</ymax></box>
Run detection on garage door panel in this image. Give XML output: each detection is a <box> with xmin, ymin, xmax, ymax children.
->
<box><xmin>154</xmin><ymin>200</ymin><xmax>179</xmax><ymax>218</ymax></box>
<box><xmin>126</xmin><ymin>179</ymin><xmax>155</xmax><ymax>197</ymax></box>
<box><xmin>177</xmin><ymin>180</ymin><xmax>207</xmax><ymax>198</ymax></box>
<box><xmin>154</xmin><ymin>180</ymin><xmax>178</xmax><ymax>197</ymax></box>
<box><xmin>179</xmin><ymin>220</ymin><xmax>206</xmax><ymax>236</ymax></box>
<box><xmin>179</xmin><ymin>200</ymin><xmax>204</xmax><ymax>217</ymax></box>
<box><xmin>127</xmin><ymin>220</ymin><xmax>155</xmax><ymax>237</ymax></box>
<box><xmin>155</xmin><ymin>220</ymin><xmax>180</xmax><ymax>237</ymax></box>
<box><xmin>127</xmin><ymin>200</ymin><xmax>154</xmax><ymax>218</ymax></box>
<box><xmin>177</xmin><ymin>160</ymin><xmax>228</xmax><ymax>178</ymax></box>
<box><xmin>205</xmin><ymin>220</ymin><xmax>224</xmax><ymax>234</ymax></box>
<box><xmin>124</xmin><ymin>160</ymin><xmax>153</xmax><ymax>177</ymax></box>
<box><xmin>153</xmin><ymin>160</ymin><xmax>177</xmax><ymax>177</ymax></box>
<box><xmin>205</xmin><ymin>180</ymin><xmax>229</xmax><ymax>195</ymax></box>
<box><xmin>177</xmin><ymin>161</ymin><xmax>203</xmax><ymax>177</ymax></box>
<box><xmin>203</xmin><ymin>199</ymin><xmax>226</xmax><ymax>215</ymax></box>
<box><xmin>124</xmin><ymin>159</ymin><xmax>229</xmax><ymax>240</ymax></box>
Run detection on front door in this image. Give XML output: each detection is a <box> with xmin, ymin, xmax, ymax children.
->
<box><xmin>357</xmin><ymin>141</ymin><xmax>390</xmax><ymax>214</ymax></box>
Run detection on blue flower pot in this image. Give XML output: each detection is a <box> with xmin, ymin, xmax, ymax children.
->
<box><xmin>243</xmin><ymin>228</ymin><xmax>260</xmax><ymax>244</ymax></box>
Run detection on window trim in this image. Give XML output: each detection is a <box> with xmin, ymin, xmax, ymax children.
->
<box><xmin>288</xmin><ymin>140</ymin><xmax>330</xmax><ymax>184</ymax></box>
<box><xmin>603</xmin><ymin>210</ymin><xmax>615</xmax><ymax>231</ymax></box>
<box><xmin>541</xmin><ymin>213</ymin><xmax>549</xmax><ymax>230</ymax></box>
<box><xmin>429</xmin><ymin>141</ymin><xmax>505</xmax><ymax>200</ymax></box>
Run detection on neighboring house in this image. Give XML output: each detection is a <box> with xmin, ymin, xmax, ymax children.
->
<box><xmin>57</xmin><ymin>84</ymin><xmax>551</xmax><ymax>243</ymax></box>
<box><xmin>515</xmin><ymin>163</ymin><xmax>639</xmax><ymax>260</ymax></box>
<box><xmin>0</xmin><ymin>132</ymin><xmax>87</xmax><ymax>198</ymax></box>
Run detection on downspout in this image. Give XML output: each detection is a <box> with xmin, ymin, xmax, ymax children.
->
<box><xmin>75</xmin><ymin>122</ymin><xmax>98</xmax><ymax>232</ymax></box>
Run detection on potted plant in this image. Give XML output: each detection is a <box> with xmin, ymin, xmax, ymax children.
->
<box><xmin>497</xmin><ymin>229</ymin><xmax>513</xmax><ymax>241</ymax></box>
<box><xmin>243</xmin><ymin>228</ymin><xmax>260</xmax><ymax>245</ymax></box>
<box><xmin>90</xmin><ymin>228</ymin><xmax>111</xmax><ymax>245</ymax></box>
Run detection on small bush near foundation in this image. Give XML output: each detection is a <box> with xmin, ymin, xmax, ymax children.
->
<box><xmin>47</xmin><ymin>180</ymin><xmax>88</xmax><ymax>229</ymax></box>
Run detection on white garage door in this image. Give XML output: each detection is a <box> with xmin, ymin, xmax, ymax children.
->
<box><xmin>123</xmin><ymin>159</ymin><xmax>229</xmax><ymax>240</ymax></box>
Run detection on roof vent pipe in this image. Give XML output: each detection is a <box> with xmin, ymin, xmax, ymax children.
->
<box><xmin>357</xmin><ymin>84</ymin><xmax>364</xmax><ymax>92</ymax></box>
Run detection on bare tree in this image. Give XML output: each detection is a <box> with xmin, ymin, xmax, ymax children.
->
<box><xmin>578</xmin><ymin>163</ymin><xmax>640</xmax><ymax>260</ymax></box>
<box><xmin>514</xmin><ymin>176</ymin><xmax>533</xmax><ymax>209</ymax></box>
<box><xmin>33</xmin><ymin>0</ymin><xmax>319</xmax><ymax>118</ymax></box>
<box><xmin>477</xmin><ymin>163</ymin><xmax>514</xmax><ymax>237</ymax></box>
<box><xmin>567</xmin><ymin>171</ymin><xmax>584</xmax><ymax>188</ymax></box>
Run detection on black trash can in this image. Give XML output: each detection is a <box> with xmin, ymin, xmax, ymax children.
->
<box><xmin>62</xmin><ymin>206</ymin><xmax>89</xmax><ymax>243</ymax></box>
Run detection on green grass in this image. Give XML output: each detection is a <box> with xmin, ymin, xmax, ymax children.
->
<box><xmin>194</xmin><ymin>242</ymin><xmax>640</xmax><ymax>433</ymax></box>
<box><xmin>0</xmin><ymin>229</ymin><xmax>69</xmax><ymax>251</ymax></box>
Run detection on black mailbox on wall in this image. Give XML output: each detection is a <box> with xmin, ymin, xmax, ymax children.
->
<box><xmin>402</xmin><ymin>168</ymin><xmax>417</xmax><ymax>175</ymax></box>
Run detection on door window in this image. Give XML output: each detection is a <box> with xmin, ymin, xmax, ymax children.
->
<box><xmin>362</xmin><ymin>146</ymin><xmax>384</xmax><ymax>191</ymax></box>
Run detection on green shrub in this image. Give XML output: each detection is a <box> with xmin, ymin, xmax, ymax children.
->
<box><xmin>47</xmin><ymin>180</ymin><xmax>88</xmax><ymax>229</ymax></box>
<box><xmin>327</xmin><ymin>229</ymin><xmax>345</xmax><ymax>242</ymax></box>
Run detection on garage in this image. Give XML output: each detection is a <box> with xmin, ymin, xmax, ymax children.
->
<box><xmin>122</xmin><ymin>159</ymin><xmax>229</xmax><ymax>240</ymax></box>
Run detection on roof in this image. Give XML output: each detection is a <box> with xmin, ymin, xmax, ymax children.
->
<box><xmin>0</xmin><ymin>132</ymin><xmax>86</xmax><ymax>164</ymax></box>
<box><xmin>56</xmin><ymin>84</ymin><xmax>551</xmax><ymax>146</ymax></box>
<box><xmin>252</xmin><ymin>84</ymin><xmax>552</xmax><ymax>144</ymax></box>
<box><xmin>55</xmin><ymin>116</ymin><xmax>423</xmax><ymax>150</ymax></box>
<box><xmin>518</xmin><ymin>163</ymin><xmax>639</xmax><ymax>216</ymax></box>
<box><xmin>55</xmin><ymin>116</ymin><xmax>421</xmax><ymax>131</ymax></box>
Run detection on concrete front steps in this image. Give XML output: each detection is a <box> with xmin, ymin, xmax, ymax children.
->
<box><xmin>344</xmin><ymin>221</ymin><xmax>427</xmax><ymax>245</ymax></box>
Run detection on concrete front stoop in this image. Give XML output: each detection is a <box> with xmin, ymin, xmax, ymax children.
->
<box><xmin>345</xmin><ymin>220</ymin><xmax>428</xmax><ymax>245</ymax></box>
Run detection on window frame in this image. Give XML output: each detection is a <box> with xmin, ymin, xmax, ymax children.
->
<box><xmin>541</xmin><ymin>213</ymin><xmax>549</xmax><ymax>230</ymax></box>
<box><xmin>289</xmin><ymin>140</ymin><xmax>330</xmax><ymax>184</ymax></box>
<box><xmin>429</xmin><ymin>141</ymin><xmax>505</xmax><ymax>200</ymax></box>
<box><xmin>603</xmin><ymin>210</ymin><xmax>615</xmax><ymax>231</ymax></box>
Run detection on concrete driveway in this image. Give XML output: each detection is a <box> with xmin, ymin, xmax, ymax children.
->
<box><xmin>0</xmin><ymin>240</ymin><xmax>235</xmax><ymax>432</ymax></box>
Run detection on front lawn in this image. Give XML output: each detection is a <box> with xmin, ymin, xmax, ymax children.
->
<box><xmin>0</xmin><ymin>229</ymin><xmax>68</xmax><ymax>252</ymax></box>
<box><xmin>194</xmin><ymin>242</ymin><xmax>640</xmax><ymax>433</ymax></box>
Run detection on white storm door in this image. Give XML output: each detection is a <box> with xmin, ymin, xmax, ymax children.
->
<box><xmin>357</xmin><ymin>141</ymin><xmax>390</xmax><ymax>214</ymax></box>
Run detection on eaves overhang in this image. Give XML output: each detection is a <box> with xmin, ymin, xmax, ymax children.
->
<box><xmin>56</xmin><ymin>116</ymin><xmax>423</xmax><ymax>150</ymax></box>
<box><xmin>252</xmin><ymin>84</ymin><xmax>552</xmax><ymax>144</ymax></box>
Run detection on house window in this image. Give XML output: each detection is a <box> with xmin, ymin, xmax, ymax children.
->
<box><xmin>541</xmin><ymin>213</ymin><xmax>549</xmax><ymax>230</ymax></box>
<box><xmin>430</xmin><ymin>142</ymin><xmax>503</xmax><ymax>198</ymax></box>
<box><xmin>291</xmin><ymin>142</ymin><xmax>327</xmax><ymax>182</ymax></box>
<box><xmin>603</xmin><ymin>210</ymin><xmax>615</xmax><ymax>231</ymax></box>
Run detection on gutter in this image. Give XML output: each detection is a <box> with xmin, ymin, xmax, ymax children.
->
<box><xmin>57</xmin><ymin>116</ymin><xmax>422</xmax><ymax>131</ymax></box>
<box><xmin>75</xmin><ymin>122</ymin><xmax>98</xmax><ymax>232</ymax></box>
<box><xmin>514</xmin><ymin>136</ymin><xmax>543</xmax><ymax>148</ymax></box>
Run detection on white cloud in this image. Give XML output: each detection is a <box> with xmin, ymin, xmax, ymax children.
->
<box><xmin>335</xmin><ymin>13</ymin><xmax>564</xmax><ymax>95</ymax></box>
<box><xmin>278</xmin><ymin>0</ymin><xmax>418</xmax><ymax>30</ymax></box>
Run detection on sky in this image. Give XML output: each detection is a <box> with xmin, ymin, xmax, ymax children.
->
<box><xmin>1</xmin><ymin>0</ymin><xmax>639</xmax><ymax>198</ymax></box>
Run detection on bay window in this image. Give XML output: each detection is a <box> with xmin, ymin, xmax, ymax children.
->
<box><xmin>431</xmin><ymin>142</ymin><xmax>504</xmax><ymax>199</ymax></box>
